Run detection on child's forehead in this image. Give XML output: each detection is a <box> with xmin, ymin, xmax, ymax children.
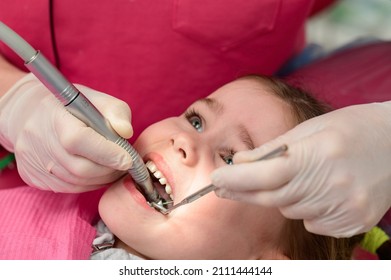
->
<box><xmin>210</xmin><ymin>77</ymin><xmax>270</xmax><ymax>97</ymax></box>
<box><xmin>208</xmin><ymin>79</ymin><xmax>278</xmax><ymax>107</ymax></box>
<box><xmin>205</xmin><ymin>80</ymin><xmax>294</xmax><ymax>145</ymax></box>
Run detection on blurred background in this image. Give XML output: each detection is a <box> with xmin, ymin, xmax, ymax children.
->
<box><xmin>307</xmin><ymin>0</ymin><xmax>391</xmax><ymax>51</ymax></box>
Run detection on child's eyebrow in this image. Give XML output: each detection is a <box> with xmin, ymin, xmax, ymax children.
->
<box><xmin>197</xmin><ymin>97</ymin><xmax>255</xmax><ymax>150</ymax></box>
<box><xmin>238</xmin><ymin>124</ymin><xmax>255</xmax><ymax>150</ymax></box>
<box><xmin>198</xmin><ymin>97</ymin><xmax>224</xmax><ymax>114</ymax></box>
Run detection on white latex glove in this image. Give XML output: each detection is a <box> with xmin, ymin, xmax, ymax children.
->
<box><xmin>211</xmin><ymin>102</ymin><xmax>391</xmax><ymax>238</ymax></box>
<box><xmin>0</xmin><ymin>73</ymin><xmax>133</xmax><ymax>192</ymax></box>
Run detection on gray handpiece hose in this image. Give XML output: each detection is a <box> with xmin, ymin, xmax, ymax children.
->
<box><xmin>0</xmin><ymin>22</ymin><xmax>160</xmax><ymax>203</ymax></box>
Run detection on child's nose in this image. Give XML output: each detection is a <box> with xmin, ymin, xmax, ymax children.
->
<box><xmin>171</xmin><ymin>132</ymin><xmax>198</xmax><ymax>166</ymax></box>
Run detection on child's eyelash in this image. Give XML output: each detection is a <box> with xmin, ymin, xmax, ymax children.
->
<box><xmin>184</xmin><ymin>108</ymin><xmax>204</xmax><ymax>132</ymax></box>
<box><xmin>184</xmin><ymin>108</ymin><xmax>200</xmax><ymax>120</ymax></box>
<box><xmin>220</xmin><ymin>148</ymin><xmax>236</xmax><ymax>165</ymax></box>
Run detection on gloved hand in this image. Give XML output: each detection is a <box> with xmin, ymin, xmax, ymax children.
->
<box><xmin>0</xmin><ymin>73</ymin><xmax>133</xmax><ymax>193</ymax></box>
<box><xmin>211</xmin><ymin>102</ymin><xmax>391</xmax><ymax>238</ymax></box>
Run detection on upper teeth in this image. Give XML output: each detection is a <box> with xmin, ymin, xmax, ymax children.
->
<box><xmin>146</xmin><ymin>161</ymin><xmax>173</xmax><ymax>200</ymax></box>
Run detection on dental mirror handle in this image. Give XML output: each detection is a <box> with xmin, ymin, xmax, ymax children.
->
<box><xmin>164</xmin><ymin>184</ymin><xmax>217</xmax><ymax>213</ymax></box>
<box><xmin>0</xmin><ymin>21</ymin><xmax>160</xmax><ymax>203</ymax></box>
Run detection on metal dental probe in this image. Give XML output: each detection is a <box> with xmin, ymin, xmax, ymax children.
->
<box><xmin>159</xmin><ymin>144</ymin><xmax>289</xmax><ymax>215</ymax></box>
<box><xmin>0</xmin><ymin>21</ymin><xmax>161</xmax><ymax>204</ymax></box>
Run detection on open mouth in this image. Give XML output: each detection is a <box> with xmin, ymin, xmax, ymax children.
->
<box><xmin>146</xmin><ymin>160</ymin><xmax>174</xmax><ymax>207</ymax></box>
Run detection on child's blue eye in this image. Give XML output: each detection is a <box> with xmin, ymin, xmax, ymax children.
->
<box><xmin>223</xmin><ymin>155</ymin><xmax>234</xmax><ymax>165</ymax></box>
<box><xmin>190</xmin><ymin>117</ymin><xmax>202</xmax><ymax>131</ymax></box>
<box><xmin>221</xmin><ymin>152</ymin><xmax>235</xmax><ymax>165</ymax></box>
<box><xmin>185</xmin><ymin>109</ymin><xmax>203</xmax><ymax>132</ymax></box>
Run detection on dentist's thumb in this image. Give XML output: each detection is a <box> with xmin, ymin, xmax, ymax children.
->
<box><xmin>210</xmin><ymin>116</ymin><xmax>318</xmax><ymax>199</ymax></box>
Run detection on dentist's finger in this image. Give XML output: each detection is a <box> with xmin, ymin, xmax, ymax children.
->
<box><xmin>58</xmin><ymin>111</ymin><xmax>133</xmax><ymax>171</ymax></box>
<box><xmin>210</xmin><ymin>155</ymin><xmax>293</xmax><ymax>192</ymax></box>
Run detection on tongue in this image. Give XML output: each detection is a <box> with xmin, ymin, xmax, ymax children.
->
<box><xmin>152</xmin><ymin>180</ymin><xmax>171</xmax><ymax>202</ymax></box>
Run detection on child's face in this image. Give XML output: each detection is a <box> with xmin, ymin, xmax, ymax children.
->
<box><xmin>99</xmin><ymin>78</ymin><xmax>295</xmax><ymax>259</ymax></box>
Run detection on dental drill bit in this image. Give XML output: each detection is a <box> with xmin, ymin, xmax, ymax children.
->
<box><xmin>0</xmin><ymin>21</ymin><xmax>162</xmax><ymax>204</ymax></box>
<box><xmin>156</xmin><ymin>144</ymin><xmax>289</xmax><ymax>215</ymax></box>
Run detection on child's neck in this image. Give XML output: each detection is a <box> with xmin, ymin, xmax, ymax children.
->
<box><xmin>114</xmin><ymin>237</ymin><xmax>150</xmax><ymax>259</ymax></box>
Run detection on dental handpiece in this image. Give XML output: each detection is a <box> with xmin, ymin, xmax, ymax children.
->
<box><xmin>0</xmin><ymin>21</ymin><xmax>161</xmax><ymax>204</ymax></box>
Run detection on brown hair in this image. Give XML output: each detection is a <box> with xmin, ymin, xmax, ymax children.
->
<box><xmin>238</xmin><ymin>75</ymin><xmax>331</xmax><ymax>123</ymax></box>
<box><xmin>238</xmin><ymin>75</ymin><xmax>362</xmax><ymax>259</ymax></box>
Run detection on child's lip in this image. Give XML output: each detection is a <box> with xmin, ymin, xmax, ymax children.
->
<box><xmin>122</xmin><ymin>176</ymin><xmax>156</xmax><ymax>212</ymax></box>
